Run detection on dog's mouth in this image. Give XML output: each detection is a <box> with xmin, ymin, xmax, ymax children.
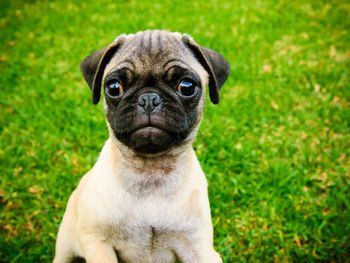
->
<box><xmin>110</xmin><ymin>106</ymin><xmax>192</xmax><ymax>154</ymax></box>
<box><xmin>124</xmin><ymin>125</ymin><xmax>173</xmax><ymax>154</ymax></box>
<box><xmin>131</xmin><ymin>126</ymin><xmax>169</xmax><ymax>142</ymax></box>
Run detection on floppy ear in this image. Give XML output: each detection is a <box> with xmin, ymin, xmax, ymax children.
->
<box><xmin>182</xmin><ymin>35</ymin><xmax>231</xmax><ymax>104</ymax></box>
<box><xmin>80</xmin><ymin>37</ymin><xmax>125</xmax><ymax>104</ymax></box>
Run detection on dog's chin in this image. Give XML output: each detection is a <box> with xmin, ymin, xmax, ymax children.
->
<box><xmin>126</xmin><ymin>127</ymin><xmax>175</xmax><ymax>154</ymax></box>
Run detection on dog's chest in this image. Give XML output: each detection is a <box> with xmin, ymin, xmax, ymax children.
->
<box><xmin>108</xmin><ymin>223</ymin><xmax>177</xmax><ymax>263</ymax></box>
<box><xmin>103</xmin><ymin>194</ymin><xmax>198</xmax><ymax>263</ymax></box>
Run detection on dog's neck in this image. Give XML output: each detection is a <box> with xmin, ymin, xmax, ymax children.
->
<box><xmin>99</xmin><ymin>136</ymin><xmax>195</xmax><ymax>197</ymax></box>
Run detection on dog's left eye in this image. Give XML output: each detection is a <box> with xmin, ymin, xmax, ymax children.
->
<box><xmin>177</xmin><ymin>80</ymin><xmax>198</xmax><ymax>98</ymax></box>
<box><xmin>106</xmin><ymin>80</ymin><xmax>124</xmax><ymax>98</ymax></box>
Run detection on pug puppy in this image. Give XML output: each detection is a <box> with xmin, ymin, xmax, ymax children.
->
<box><xmin>54</xmin><ymin>30</ymin><xmax>230</xmax><ymax>263</ymax></box>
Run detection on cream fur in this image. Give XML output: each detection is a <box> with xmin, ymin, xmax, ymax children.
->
<box><xmin>54</xmin><ymin>138</ymin><xmax>221</xmax><ymax>263</ymax></box>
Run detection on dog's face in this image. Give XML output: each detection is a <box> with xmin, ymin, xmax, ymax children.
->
<box><xmin>80</xmin><ymin>30</ymin><xmax>230</xmax><ymax>154</ymax></box>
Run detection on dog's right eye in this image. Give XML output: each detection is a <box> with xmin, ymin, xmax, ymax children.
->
<box><xmin>177</xmin><ymin>80</ymin><xmax>198</xmax><ymax>98</ymax></box>
<box><xmin>106</xmin><ymin>80</ymin><xmax>124</xmax><ymax>98</ymax></box>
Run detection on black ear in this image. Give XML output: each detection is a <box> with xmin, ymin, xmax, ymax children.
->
<box><xmin>182</xmin><ymin>36</ymin><xmax>231</xmax><ymax>104</ymax></box>
<box><xmin>80</xmin><ymin>37</ymin><xmax>124</xmax><ymax>104</ymax></box>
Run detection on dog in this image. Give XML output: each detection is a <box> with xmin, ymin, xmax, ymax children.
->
<box><xmin>54</xmin><ymin>30</ymin><xmax>230</xmax><ymax>263</ymax></box>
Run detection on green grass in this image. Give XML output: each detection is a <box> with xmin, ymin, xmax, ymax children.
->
<box><xmin>0</xmin><ymin>0</ymin><xmax>349</xmax><ymax>262</ymax></box>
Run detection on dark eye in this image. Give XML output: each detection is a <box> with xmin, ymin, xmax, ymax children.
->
<box><xmin>177</xmin><ymin>80</ymin><xmax>198</xmax><ymax>98</ymax></box>
<box><xmin>106</xmin><ymin>80</ymin><xmax>123</xmax><ymax>98</ymax></box>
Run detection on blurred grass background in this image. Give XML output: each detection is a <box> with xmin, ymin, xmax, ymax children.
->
<box><xmin>0</xmin><ymin>0</ymin><xmax>349</xmax><ymax>262</ymax></box>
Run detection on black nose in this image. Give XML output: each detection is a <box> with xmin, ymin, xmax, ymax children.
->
<box><xmin>138</xmin><ymin>93</ymin><xmax>161</xmax><ymax>113</ymax></box>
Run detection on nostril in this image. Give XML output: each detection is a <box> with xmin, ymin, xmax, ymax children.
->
<box><xmin>138</xmin><ymin>95</ymin><xmax>147</xmax><ymax>107</ymax></box>
<box><xmin>151</xmin><ymin>94</ymin><xmax>161</xmax><ymax>106</ymax></box>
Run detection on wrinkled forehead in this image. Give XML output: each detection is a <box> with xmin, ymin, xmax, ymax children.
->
<box><xmin>104</xmin><ymin>30</ymin><xmax>207</xmax><ymax>80</ymax></box>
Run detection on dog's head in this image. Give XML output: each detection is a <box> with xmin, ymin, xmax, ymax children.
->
<box><xmin>80</xmin><ymin>30</ymin><xmax>230</xmax><ymax>155</ymax></box>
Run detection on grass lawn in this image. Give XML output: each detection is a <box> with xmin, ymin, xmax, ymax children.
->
<box><xmin>0</xmin><ymin>0</ymin><xmax>349</xmax><ymax>262</ymax></box>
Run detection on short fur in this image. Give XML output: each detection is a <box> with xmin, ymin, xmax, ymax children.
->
<box><xmin>54</xmin><ymin>30</ymin><xmax>230</xmax><ymax>263</ymax></box>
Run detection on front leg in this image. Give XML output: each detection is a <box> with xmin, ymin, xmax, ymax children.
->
<box><xmin>175</xmin><ymin>244</ymin><xmax>222</xmax><ymax>263</ymax></box>
<box><xmin>171</xmin><ymin>232</ymin><xmax>222</xmax><ymax>263</ymax></box>
<box><xmin>80</xmin><ymin>233</ymin><xmax>118</xmax><ymax>263</ymax></box>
